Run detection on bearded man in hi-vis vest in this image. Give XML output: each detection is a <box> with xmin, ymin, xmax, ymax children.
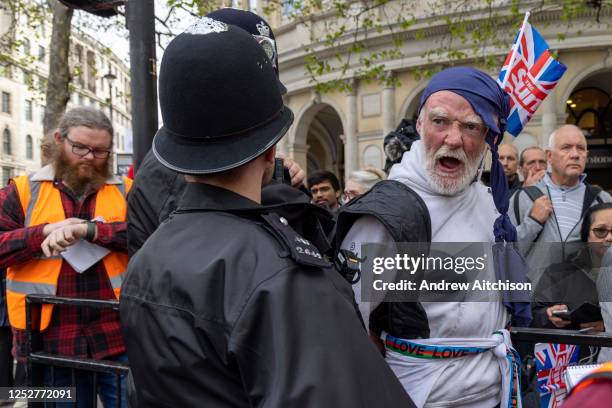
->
<box><xmin>0</xmin><ymin>107</ymin><xmax>130</xmax><ymax>407</ymax></box>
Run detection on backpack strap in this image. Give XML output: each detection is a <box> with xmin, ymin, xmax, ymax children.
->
<box><xmin>582</xmin><ymin>184</ymin><xmax>603</xmax><ymax>216</ymax></box>
<box><xmin>513</xmin><ymin>186</ymin><xmax>545</xmax><ymax>226</ymax></box>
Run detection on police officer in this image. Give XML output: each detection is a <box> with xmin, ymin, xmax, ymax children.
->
<box><xmin>120</xmin><ymin>18</ymin><xmax>415</xmax><ymax>407</ymax></box>
<box><xmin>126</xmin><ymin>8</ymin><xmax>314</xmax><ymax>257</ymax></box>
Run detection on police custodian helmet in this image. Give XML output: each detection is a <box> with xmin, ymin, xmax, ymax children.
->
<box><xmin>152</xmin><ymin>17</ymin><xmax>294</xmax><ymax>175</ymax></box>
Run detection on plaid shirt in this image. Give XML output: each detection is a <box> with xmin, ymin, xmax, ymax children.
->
<box><xmin>0</xmin><ymin>269</ymin><xmax>8</xmax><ymax>327</ymax></box>
<box><xmin>0</xmin><ymin>179</ymin><xmax>127</xmax><ymax>360</ymax></box>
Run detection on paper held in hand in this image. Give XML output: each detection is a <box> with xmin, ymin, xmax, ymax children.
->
<box><xmin>60</xmin><ymin>240</ymin><xmax>110</xmax><ymax>273</ymax></box>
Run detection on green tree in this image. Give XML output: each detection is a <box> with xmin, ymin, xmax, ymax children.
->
<box><xmin>263</xmin><ymin>0</ymin><xmax>611</xmax><ymax>93</ymax></box>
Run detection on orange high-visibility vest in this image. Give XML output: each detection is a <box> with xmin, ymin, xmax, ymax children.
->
<box><xmin>5</xmin><ymin>171</ymin><xmax>132</xmax><ymax>331</ymax></box>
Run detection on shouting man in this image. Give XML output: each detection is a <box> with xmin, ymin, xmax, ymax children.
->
<box><xmin>337</xmin><ymin>67</ymin><xmax>522</xmax><ymax>408</ymax></box>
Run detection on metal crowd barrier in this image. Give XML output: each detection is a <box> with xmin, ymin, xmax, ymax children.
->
<box><xmin>25</xmin><ymin>294</ymin><xmax>129</xmax><ymax>407</ymax></box>
<box><xmin>510</xmin><ymin>327</ymin><xmax>612</xmax><ymax>347</ymax></box>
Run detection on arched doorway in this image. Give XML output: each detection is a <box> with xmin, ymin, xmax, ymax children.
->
<box><xmin>565</xmin><ymin>70</ymin><xmax>612</xmax><ymax>189</ymax></box>
<box><xmin>294</xmin><ymin>103</ymin><xmax>345</xmax><ymax>181</ymax></box>
<box><xmin>401</xmin><ymin>88</ymin><xmax>426</xmax><ymax>121</ymax></box>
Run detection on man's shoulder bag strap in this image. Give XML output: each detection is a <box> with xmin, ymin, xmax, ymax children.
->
<box><xmin>582</xmin><ymin>184</ymin><xmax>603</xmax><ymax>217</ymax></box>
<box><xmin>513</xmin><ymin>186</ymin><xmax>545</xmax><ymax>226</ymax></box>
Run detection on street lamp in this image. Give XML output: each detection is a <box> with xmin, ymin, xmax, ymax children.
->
<box><xmin>103</xmin><ymin>71</ymin><xmax>117</xmax><ymax>123</ymax></box>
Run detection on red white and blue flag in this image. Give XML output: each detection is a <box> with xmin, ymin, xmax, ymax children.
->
<box><xmin>498</xmin><ymin>16</ymin><xmax>567</xmax><ymax>136</ymax></box>
<box><xmin>534</xmin><ymin>342</ymin><xmax>580</xmax><ymax>408</ymax></box>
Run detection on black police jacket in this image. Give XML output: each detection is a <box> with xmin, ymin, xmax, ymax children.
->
<box><xmin>335</xmin><ymin>180</ymin><xmax>432</xmax><ymax>339</ymax></box>
<box><xmin>127</xmin><ymin>149</ymin><xmax>334</xmax><ymax>257</ymax></box>
<box><xmin>120</xmin><ymin>182</ymin><xmax>415</xmax><ymax>408</ymax></box>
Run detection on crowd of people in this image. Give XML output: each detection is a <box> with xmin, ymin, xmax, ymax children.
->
<box><xmin>1</xmin><ymin>6</ymin><xmax>611</xmax><ymax>408</ymax></box>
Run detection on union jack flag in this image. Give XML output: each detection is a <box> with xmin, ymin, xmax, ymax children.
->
<box><xmin>534</xmin><ymin>342</ymin><xmax>580</xmax><ymax>408</ymax></box>
<box><xmin>498</xmin><ymin>19</ymin><xmax>567</xmax><ymax>136</ymax></box>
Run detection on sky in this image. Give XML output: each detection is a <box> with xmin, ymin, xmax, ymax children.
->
<box><xmin>75</xmin><ymin>1</ymin><xmax>197</xmax><ymax>65</ymax></box>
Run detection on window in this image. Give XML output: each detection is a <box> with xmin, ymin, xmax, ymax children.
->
<box><xmin>2</xmin><ymin>167</ymin><xmax>12</xmax><ymax>186</ymax></box>
<box><xmin>26</xmin><ymin>135</ymin><xmax>33</xmax><ymax>159</ymax></box>
<box><xmin>23</xmin><ymin>71</ymin><xmax>32</xmax><ymax>86</ymax></box>
<box><xmin>25</xmin><ymin>99</ymin><xmax>33</xmax><ymax>121</ymax></box>
<box><xmin>362</xmin><ymin>144</ymin><xmax>383</xmax><ymax>169</ymax></box>
<box><xmin>566</xmin><ymin>87</ymin><xmax>611</xmax><ymax>145</ymax></box>
<box><xmin>23</xmin><ymin>39</ymin><xmax>30</xmax><ymax>56</ymax></box>
<box><xmin>86</xmin><ymin>50</ymin><xmax>96</xmax><ymax>93</ymax></box>
<box><xmin>3</xmin><ymin>128</ymin><xmax>11</xmax><ymax>155</ymax></box>
<box><xmin>38</xmin><ymin>46</ymin><xmax>45</xmax><ymax>62</ymax></box>
<box><xmin>1</xmin><ymin>92</ymin><xmax>10</xmax><ymax>114</ymax></box>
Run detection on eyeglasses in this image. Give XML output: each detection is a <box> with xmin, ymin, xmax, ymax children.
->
<box><xmin>64</xmin><ymin>135</ymin><xmax>111</xmax><ymax>159</ymax></box>
<box><xmin>591</xmin><ymin>227</ymin><xmax>612</xmax><ymax>239</ymax></box>
<box><xmin>253</xmin><ymin>35</ymin><xmax>277</xmax><ymax>68</ymax></box>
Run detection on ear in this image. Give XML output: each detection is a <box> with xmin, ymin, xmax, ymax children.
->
<box><xmin>261</xmin><ymin>144</ymin><xmax>276</xmax><ymax>167</ymax></box>
<box><xmin>546</xmin><ymin>149</ymin><xmax>552</xmax><ymax>162</ymax></box>
<box><xmin>53</xmin><ymin>131</ymin><xmax>63</xmax><ymax>145</ymax></box>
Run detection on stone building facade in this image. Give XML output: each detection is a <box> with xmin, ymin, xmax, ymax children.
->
<box><xmin>0</xmin><ymin>11</ymin><xmax>132</xmax><ymax>184</ymax></box>
<box><xmin>266</xmin><ymin>2</ymin><xmax>612</xmax><ymax>189</ymax></box>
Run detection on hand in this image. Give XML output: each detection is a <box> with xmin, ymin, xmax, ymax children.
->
<box><xmin>529</xmin><ymin>196</ymin><xmax>553</xmax><ymax>224</ymax></box>
<box><xmin>42</xmin><ymin>218</ymin><xmax>85</xmax><ymax>237</ymax></box>
<box><xmin>280</xmin><ymin>156</ymin><xmax>305</xmax><ymax>187</ymax></box>
<box><xmin>523</xmin><ymin>168</ymin><xmax>545</xmax><ymax>187</ymax></box>
<box><xmin>547</xmin><ymin>304</ymin><xmax>571</xmax><ymax>328</ymax></box>
<box><xmin>580</xmin><ymin>320</ymin><xmax>605</xmax><ymax>333</ymax></box>
<box><xmin>41</xmin><ymin>223</ymin><xmax>88</xmax><ymax>257</ymax></box>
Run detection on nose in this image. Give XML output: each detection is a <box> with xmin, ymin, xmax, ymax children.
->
<box><xmin>444</xmin><ymin>122</ymin><xmax>463</xmax><ymax>148</ymax></box>
<box><xmin>82</xmin><ymin>151</ymin><xmax>96</xmax><ymax>160</ymax></box>
<box><xmin>569</xmin><ymin>146</ymin><xmax>581</xmax><ymax>158</ymax></box>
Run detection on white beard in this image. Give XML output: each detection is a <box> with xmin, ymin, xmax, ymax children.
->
<box><xmin>423</xmin><ymin>141</ymin><xmax>487</xmax><ymax>196</ymax></box>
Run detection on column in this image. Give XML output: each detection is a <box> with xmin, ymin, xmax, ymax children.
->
<box><xmin>540</xmin><ymin>87</ymin><xmax>558</xmax><ymax>148</ymax></box>
<box><xmin>345</xmin><ymin>80</ymin><xmax>358</xmax><ymax>180</ymax></box>
<box><xmin>288</xmin><ymin>143</ymin><xmax>309</xmax><ymax>176</ymax></box>
<box><xmin>382</xmin><ymin>72</ymin><xmax>396</xmax><ymax>135</ymax></box>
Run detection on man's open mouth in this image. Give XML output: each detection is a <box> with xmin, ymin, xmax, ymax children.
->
<box><xmin>437</xmin><ymin>156</ymin><xmax>464</xmax><ymax>172</ymax></box>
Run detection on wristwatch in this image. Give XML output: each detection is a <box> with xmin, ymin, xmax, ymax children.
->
<box><xmin>85</xmin><ymin>221</ymin><xmax>97</xmax><ymax>242</ymax></box>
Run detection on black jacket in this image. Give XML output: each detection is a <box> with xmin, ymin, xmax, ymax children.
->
<box><xmin>508</xmin><ymin>174</ymin><xmax>522</xmax><ymax>198</ymax></box>
<box><xmin>532</xmin><ymin>248</ymin><xmax>600</xmax><ymax>330</ymax></box>
<box><xmin>127</xmin><ymin>149</ymin><xmax>333</xmax><ymax>256</ymax></box>
<box><xmin>120</xmin><ymin>182</ymin><xmax>415</xmax><ymax>408</ymax></box>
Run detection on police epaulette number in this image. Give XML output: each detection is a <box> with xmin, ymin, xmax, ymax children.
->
<box><xmin>260</xmin><ymin>213</ymin><xmax>330</xmax><ymax>268</ymax></box>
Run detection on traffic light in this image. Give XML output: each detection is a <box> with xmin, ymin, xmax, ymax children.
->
<box><xmin>58</xmin><ymin>0</ymin><xmax>125</xmax><ymax>17</ymax></box>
